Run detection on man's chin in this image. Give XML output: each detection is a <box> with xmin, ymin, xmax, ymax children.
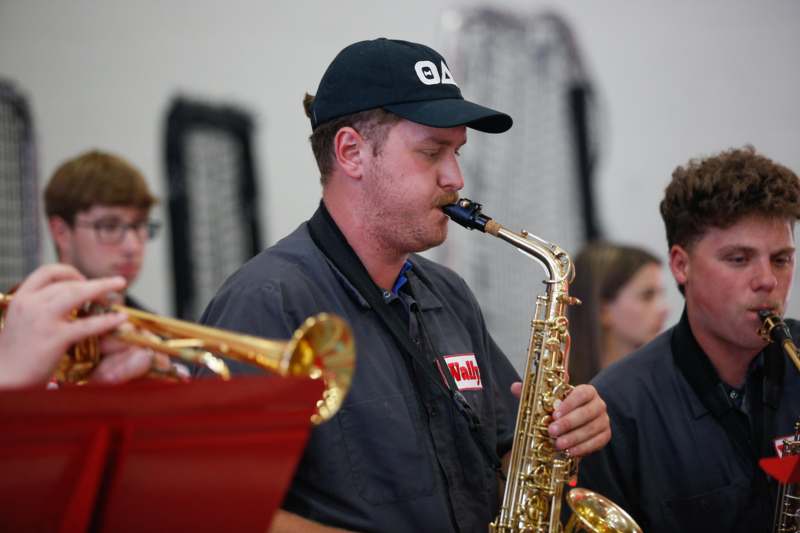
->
<box><xmin>114</xmin><ymin>267</ymin><xmax>140</xmax><ymax>284</ymax></box>
<box><xmin>409</xmin><ymin>235</ymin><xmax>447</xmax><ymax>254</ymax></box>
<box><xmin>427</xmin><ymin>229</ymin><xmax>449</xmax><ymax>250</ymax></box>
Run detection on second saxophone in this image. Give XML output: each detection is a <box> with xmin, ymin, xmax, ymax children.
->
<box><xmin>443</xmin><ymin>198</ymin><xmax>641</xmax><ymax>533</ymax></box>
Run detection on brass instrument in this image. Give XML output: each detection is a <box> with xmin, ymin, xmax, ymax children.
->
<box><xmin>443</xmin><ymin>199</ymin><xmax>641</xmax><ymax>533</ymax></box>
<box><xmin>759</xmin><ymin>311</ymin><xmax>800</xmax><ymax>532</ymax></box>
<box><xmin>0</xmin><ymin>293</ymin><xmax>354</xmax><ymax>425</ymax></box>
<box><xmin>773</xmin><ymin>423</ymin><xmax>800</xmax><ymax>533</ymax></box>
<box><xmin>759</xmin><ymin>310</ymin><xmax>800</xmax><ymax>374</ymax></box>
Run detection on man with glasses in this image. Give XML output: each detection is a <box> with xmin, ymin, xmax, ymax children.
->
<box><xmin>44</xmin><ymin>150</ymin><xmax>159</xmax><ymax>310</ymax></box>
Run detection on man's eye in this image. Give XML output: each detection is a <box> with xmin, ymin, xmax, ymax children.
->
<box><xmin>96</xmin><ymin>222</ymin><xmax>122</xmax><ymax>232</ymax></box>
<box><xmin>774</xmin><ymin>255</ymin><xmax>794</xmax><ymax>267</ymax></box>
<box><xmin>639</xmin><ymin>289</ymin><xmax>657</xmax><ymax>301</ymax></box>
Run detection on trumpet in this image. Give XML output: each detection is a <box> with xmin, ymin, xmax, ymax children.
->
<box><xmin>0</xmin><ymin>293</ymin><xmax>355</xmax><ymax>425</ymax></box>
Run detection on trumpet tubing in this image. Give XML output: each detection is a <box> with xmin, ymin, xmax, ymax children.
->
<box><xmin>0</xmin><ymin>294</ymin><xmax>355</xmax><ymax>425</ymax></box>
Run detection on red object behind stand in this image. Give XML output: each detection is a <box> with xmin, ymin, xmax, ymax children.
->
<box><xmin>761</xmin><ymin>455</ymin><xmax>800</xmax><ymax>485</ymax></box>
<box><xmin>0</xmin><ymin>376</ymin><xmax>322</xmax><ymax>532</ymax></box>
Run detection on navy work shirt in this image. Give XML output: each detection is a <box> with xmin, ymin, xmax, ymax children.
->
<box><xmin>578</xmin><ymin>310</ymin><xmax>800</xmax><ymax>533</ymax></box>
<box><xmin>200</xmin><ymin>207</ymin><xmax>520</xmax><ymax>532</ymax></box>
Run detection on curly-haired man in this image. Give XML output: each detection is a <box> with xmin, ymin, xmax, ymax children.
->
<box><xmin>578</xmin><ymin>146</ymin><xmax>800</xmax><ymax>533</ymax></box>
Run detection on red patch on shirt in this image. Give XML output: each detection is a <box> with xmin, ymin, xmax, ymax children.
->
<box><xmin>775</xmin><ymin>434</ymin><xmax>798</xmax><ymax>458</ymax></box>
<box><xmin>443</xmin><ymin>353</ymin><xmax>482</xmax><ymax>391</ymax></box>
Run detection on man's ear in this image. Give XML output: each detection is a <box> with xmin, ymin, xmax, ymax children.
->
<box><xmin>48</xmin><ymin>216</ymin><xmax>71</xmax><ymax>260</ymax></box>
<box><xmin>669</xmin><ymin>244</ymin><xmax>690</xmax><ymax>286</ymax></box>
<box><xmin>333</xmin><ymin>127</ymin><xmax>366</xmax><ymax>179</ymax></box>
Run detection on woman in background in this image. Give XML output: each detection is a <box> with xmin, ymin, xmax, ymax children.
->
<box><xmin>568</xmin><ymin>241</ymin><xmax>668</xmax><ymax>385</ymax></box>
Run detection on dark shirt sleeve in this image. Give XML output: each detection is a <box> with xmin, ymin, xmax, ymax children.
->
<box><xmin>577</xmin><ymin>390</ymin><xmax>645</xmax><ymax>528</ymax></box>
<box><xmin>198</xmin><ymin>275</ymin><xmax>307</xmax><ymax>376</ymax></box>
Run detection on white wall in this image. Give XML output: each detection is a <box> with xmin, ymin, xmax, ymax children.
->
<box><xmin>1</xmin><ymin>0</ymin><xmax>799</xmax><ymax>329</ymax></box>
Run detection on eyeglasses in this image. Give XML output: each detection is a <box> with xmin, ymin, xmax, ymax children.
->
<box><xmin>74</xmin><ymin>218</ymin><xmax>161</xmax><ymax>245</ymax></box>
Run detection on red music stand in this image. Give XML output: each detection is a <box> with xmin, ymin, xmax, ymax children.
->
<box><xmin>0</xmin><ymin>376</ymin><xmax>322</xmax><ymax>532</ymax></box>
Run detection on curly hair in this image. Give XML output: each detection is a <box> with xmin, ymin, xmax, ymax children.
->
<box><xmin>303</xmin><ymin>93</ymin><xmax>401</xmax><ymax>185</ymax></box>
<box><xmin>660</xmin><ymin>146</ymin><xmax>800</xmax><ymax>250</ymax></box>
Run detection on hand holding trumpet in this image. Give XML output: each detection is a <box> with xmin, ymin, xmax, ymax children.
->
<box><xmin>0</xmin><ymin>264</ymin><xmax>164</xmax><ymax>388</ymax></box>
<box><xmin>1</xmin><ymin>264</ymin><xmax>354</xmax><ymax>423</ymax></box>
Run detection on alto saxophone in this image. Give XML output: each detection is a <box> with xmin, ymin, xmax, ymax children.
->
<box><xmin>758</xmin><ymin>311</ymin><xmax>800</xmax><ymax>533</ymax></box>
<box><xmin>443</xmin><ymin>199</ymin><xmax>641</xmax><ymax>533</ymax></box>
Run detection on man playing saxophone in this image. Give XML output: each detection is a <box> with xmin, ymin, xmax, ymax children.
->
<box><xmin>200</xmin><ymin>37</ymin><xmax>611</xmax><ymax>533</ymax></box>
<box><xmin>579</xmin><ymin>146</ymin><xmax>800</xmax><ymax>533</ymax></box>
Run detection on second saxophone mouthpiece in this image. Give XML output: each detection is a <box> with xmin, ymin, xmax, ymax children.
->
<box><xmin>759</xmin><ymin>309</ymin><xmax>792</xmax><ymax>345</ymax></box>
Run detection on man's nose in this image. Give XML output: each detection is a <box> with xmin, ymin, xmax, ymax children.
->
<box><xmin>439</xmin><ymin>152</ymin><xmax>464</xmax><ymax>191</ymax></box>
<box><xmin>119</xmin><ymin>226</ymin><xmax>146</xmax><ymax>251</ymax></box>
<box><xmin>751</xmin><ymin>259</ymin><xmax>779</xmax><ymax>292</ymax></box>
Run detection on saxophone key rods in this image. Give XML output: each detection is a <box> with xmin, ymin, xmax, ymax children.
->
<box><xmin>443</xmin><ymin>198</ymin><xmax>641</xmax><ymax>533</ymax></box>
<box><xmin>758</xmin><ymin>310</ymin><xmax>800</xmax><ymax>533</ymax></box>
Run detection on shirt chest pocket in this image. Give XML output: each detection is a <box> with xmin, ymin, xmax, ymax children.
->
<box><xmin>338</xmin><ymin>394</ymin><xmax>437</xmax><ymax>504</ymax></box>
<box><xmin>663</xmin><ymin>480</ymin><xmax>751</xmax><ymax>533</ymax></box>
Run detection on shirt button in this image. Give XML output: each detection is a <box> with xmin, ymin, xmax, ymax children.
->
<box><xmin>729</xmin><ymin>391</ymin><xmax>737</xmax><ymax>400</ymax></box>
<box><xmin>428</xmin><ymin>405</ymin><xmax>437</xmax><ymax>417</ymax></box>
<box><xmin>382</xmin><ymin>290</ymin><xmax>391</xmax><ymax>299</ymax></box>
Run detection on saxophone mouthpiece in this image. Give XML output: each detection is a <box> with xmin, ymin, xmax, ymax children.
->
<box><xmin>759</xmin><ymin>309</ymin><xmax>792</xmax><ymax>345</ymax></box>
<box><xmin>442</xmin><ymin>198</ymin><xmax>493</xmax><ymax>232</ymax></box>
<box><xmin>758</xmin><ymin>309</ymin><xmax>775</xmax><ymax>321</ymax></box>
<box><xmin>758</xmin><ymin>308</ymin><xmax>800</xmax><ymax>374</ymax></box>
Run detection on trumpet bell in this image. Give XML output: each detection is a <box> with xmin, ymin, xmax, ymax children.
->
<box><xmin>285</xmin><ymin>313</ymin><xmax>355</xmax><ymax>425</ymax></box>
<box><xmin>113</xmin><ymin>306</ymin><xmax>355</xmax><ymax>424</ymax></box>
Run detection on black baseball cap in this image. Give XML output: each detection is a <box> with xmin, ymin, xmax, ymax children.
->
<box><xmin>309</xmin><ymin>38</ymin><xmax>512</xmax><ymax>134</ymax></box>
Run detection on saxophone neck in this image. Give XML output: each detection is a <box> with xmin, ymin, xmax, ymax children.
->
<box><xmin>442</xmin><ymin>197</ymin><xmax>575</xmax><ymax>285</ymax></box>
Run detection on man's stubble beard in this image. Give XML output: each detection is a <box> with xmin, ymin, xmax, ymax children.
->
<box><xmin>360</xmin><ymin>157</ymin><xmax>443</xmax><ymax>255</ymax></box>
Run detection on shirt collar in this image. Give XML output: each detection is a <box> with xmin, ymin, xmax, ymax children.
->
<box><xmin>306</xmin><ymin>203</ymin><xmax>442</xmax><ymax>312</ymax></box>
<box><xmin>381</xmin><ymin>259</ymin><xmax>444</xmax><ymax>311</ymax></box>
<box><xmin>406</xmin><ymin>259</ymin><xmax>444</xmax><ymax>311</ymax></box>
<box><xmin>672</xmin><ymin>307</ymin><xmax>780</xmax><ymax>419</ymax></box>
<box><xmin>391</xmin><ymin>260</ymin><xmax>413</xmax><ymax>295</ymax></box>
